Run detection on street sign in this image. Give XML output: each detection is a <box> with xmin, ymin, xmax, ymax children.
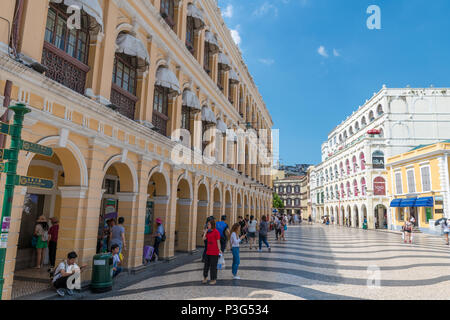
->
<box><xmin>0</xmin><ymin>122</ymin><xmax>10</xmax><ymax>136</ymax></box>
<box><xmin>0</xmin><ymin>149</ymin><xmax>14</xmax><ymax>162</ymax></box>
<box><xmin>20</xmin><ymin>140</ymin><xmax>53</xmax><ymax>157</ymax></box>
<box><xmin>15</xmin><ymin>175</ymin><xmax>54</xmax><ymax>189</ymax></box>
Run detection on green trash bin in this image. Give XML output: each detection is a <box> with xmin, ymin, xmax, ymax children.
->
<box><xmin>91</xmin><ymin>253</ymin><xmax>113</xmax><ymax>293</ymax></box>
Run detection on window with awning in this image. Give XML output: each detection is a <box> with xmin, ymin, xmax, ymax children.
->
<box><xmin>43</xmin><ymin>0</ymin><xmax>104</xmax><ymax>94</ymax></box>
<box><xmin>186</xmin><ymin>4</ymin><xmax>205</xmax><ymax>56</ymax></box>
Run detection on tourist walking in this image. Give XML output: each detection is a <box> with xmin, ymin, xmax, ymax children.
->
<box><xmin>230</xmin><ymin>223</ymin><xmax>246</xmax><ymax>279</ymax></box>
<box><xmin>153</xmin><ymin>218</ymin><xmax>165</xmax><ymax>261</ymax></box>
<box><xmin>110</xmin><ymin>217</ymin><xmax>126</xmax><ymax>253</ymax></box>
<box><xmin>440</xmin><ymin>218</ymin><xmax>450</xmax><ymax>245</ymax></box>
<box><xmin>274</xmin><ymin>215</ymin><xmax>282</xmax><ymax>241</ymax></box>
<box><xmin>202</xmin><ymin>219</ymin><xmax>222</xmax><ymax>285</ymax></box>
<box><xmin>280</xmin><ymin>216</ymin><xmax>287</xmax><ymax>241</ymax></box>
<box><xmin>402</xmin><ymin>219</ymin><xmax>413</xmax><ymax>244</ymax></box>
<box><xmin>258</xmin><ymin>215</ymin><xmax>271</xmax><ymax>252</ymax></box>
<box><xmin>216</xmin><ymin>215</ymin><xmax>230</xmax><ymax>253</ymax></box>
<box><xmin>34</xmin><ymin>215</ymin><xmax>49</xmax><ymax>269</ymax></box>
<box><xmin>247</xmin><ymin>215</ymin><xmax>258</xmax><ymax>249</ymax></box>
<box><xmin>48</xmin><ymin>217</ymin><xmax>59</xmax><ymax>269</ymax></box>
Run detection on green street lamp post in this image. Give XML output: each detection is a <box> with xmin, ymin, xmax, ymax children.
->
<box><xmin>0</xmin><ymin>103</ymin><xmax>30</xmax><ymax>299</ymax></box>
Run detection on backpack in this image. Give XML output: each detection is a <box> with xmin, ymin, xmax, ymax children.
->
<box><xmin>216</xmin><ymin>221</ymin><xmax>227</xmax><ymax>238</ymax></box>
<box><xmin>31</xmin><ymin>236</ymin><xmax>38</xmax><ymax>248</ymax></box>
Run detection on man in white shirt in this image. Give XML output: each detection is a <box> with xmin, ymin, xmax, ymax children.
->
<box><xmin>53</xmin><ymin>251</ymin><xmax>87</xmax><ymax>297</ymax></box>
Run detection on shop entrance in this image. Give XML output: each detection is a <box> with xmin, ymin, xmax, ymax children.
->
<box><xmin>375</xmin><ymin>204</ymin><xmax>388</xmax><ymax>229</ymax></box>
<box><xmin>409</xmin><ymin>207</ymin><xmax>418</xmax><ymax>226</ymax></box>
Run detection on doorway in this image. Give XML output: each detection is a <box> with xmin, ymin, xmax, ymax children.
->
<box><xmin>375</xmin><ymin>204</ymin><xmax>387</xmax><ymax>229</ymax></box>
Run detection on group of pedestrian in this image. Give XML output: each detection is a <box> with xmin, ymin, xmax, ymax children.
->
<box><xmin>33</xmin><ymin>215</ymin><xmax>59</xmax><ymax>270</ymax></box>
<box><xmin>273</xmin><ymin>214</ymin><xmax>288</xmax><ymax>241</ymax></box>
<box><xmin>201</xmin><ymin>214</ymin><xmax>272</xmax><ymax>284</ymax></box>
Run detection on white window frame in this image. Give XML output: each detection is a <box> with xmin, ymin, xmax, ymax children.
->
<box><xmin>394</xmin><ymin>171</ymin><xmax>403</xmax><ymax>195</ymax></box>
<box><xmin>420</xmin><ymin>165</ymin><xmax>432</xmax><ymax>192</ymax></box>
<box><xmin>406</xmin><ymin>169</ymin><xmax>416</xmax><ymax>193</ymax></box>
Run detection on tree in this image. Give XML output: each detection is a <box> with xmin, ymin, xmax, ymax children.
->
<box><xmin>273</xmin><ymin>193</ymin><xmax>284</xmax><ymax>209</ymax></box>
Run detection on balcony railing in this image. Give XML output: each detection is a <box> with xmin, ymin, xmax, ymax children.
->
<box><xmin>110</xmin><ymin>84</ymin><xmax>138</xmax><ymax>119</ymax></box>
<box><xmin>42</xmin><ymin>41</ymin><xmax>89</xmax><ymax>95</ymax></box>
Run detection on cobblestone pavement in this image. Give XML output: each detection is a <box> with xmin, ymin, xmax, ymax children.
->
<box><xmin>44</xmin><ymin>224</ymin><xmax>450</xmax><ymax>300</ymax></box>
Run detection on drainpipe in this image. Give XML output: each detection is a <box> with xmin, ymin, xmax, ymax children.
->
<box><xmin>0</xmin><ymin>0</ymin><xmax>24</xmax><ymax>149</ymax></box>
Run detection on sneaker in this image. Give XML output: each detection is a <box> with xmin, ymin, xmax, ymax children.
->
<box><xmin>233</xmin><ymin>276</ymin><xmax>241</xmax><ymax>280</ymax></box>
<box><xmin>56</xmin><ymin>289</ymin><xmax>65</xmax><ymax>297</ymax></box>
<box><xmin>209</xmin><ymin>280</ymin><xmax>216</xmax><ymax>285</ymax></box>
<box><xmin>268</xmin><ymin>247</ymin><xmax>271</xmax><ymax>252</ymax></box>
<box><xmin>202</xmin><ymin>279</ymin><xmax>208</xmax><ymax>284</ymax></box>
<box><xmin>258</xmin><ymin>249</ymin><xmax>262</xmax><ymax>252</ymax></box>
<box><xmin>409</xmin><ymin>240</ymin><xmax>412</xmax><ymax>244</ymax></box>
<box><xmin>66</xmin><ymin>289</ymin><xmax>74</xmax><ymax>296</ymax></box>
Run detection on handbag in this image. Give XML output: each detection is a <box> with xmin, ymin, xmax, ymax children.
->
<box><xmin>161</xmin><ymin>232</ymin><xmax>166</xmax><ymax>242</ymax></box>
<box><xmin>217</xmin><ymin>254</ymin><xmax>225</xmax><ymax>270</ymax></box>
<box><xmin>31</xmin><ymin>235</ymin><xmax>38</xmax><ymax>248</ymax></box>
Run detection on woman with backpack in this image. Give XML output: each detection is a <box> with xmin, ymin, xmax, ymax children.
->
<box><xmin>153</xmin><ymin>218</ymin><xmax>165</xmax><ymax>261</ymax></box>
<box><xmin>34</xmin><ymin>215</ymin><xmax>49</xmax><ymax>269</ymax></box>
<box><xmin>402</xmin><ymin>219</ymin><xmax>413</xmax><ymax>244</ymax></box>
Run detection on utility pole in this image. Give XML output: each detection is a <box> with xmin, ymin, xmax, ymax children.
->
<box><xmin>0</xmin><ymin>103</ymin><xmax>54</xmax><ymax>300</ymax></box>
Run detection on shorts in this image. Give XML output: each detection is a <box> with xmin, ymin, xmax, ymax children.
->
<box><xmin>444</xmin><ymin>231</ymin><xmax>449</xmax><ymax>235</ymax></box>
<box><xmin>36</xmin><ymin>237</ymin><xmax>48</xmax><ymax>249</ymax></box>
<box><xmin>248</xmin><ymin>232</ymin><xmax>256</xmax><ymax>238</ymax></box>
<box><xmin>404</xmin><ymin>230</ymin><xmax>411</xmax><ymax>233</ymax></box>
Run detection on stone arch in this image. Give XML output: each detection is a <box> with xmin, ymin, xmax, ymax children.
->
<box><xmin>213</xmin><ymin>185</ymin><xmax>222</xmax><ymax>220</ymax></box>
<box><xmin>102</xmin><ymin>155</ymin><xmax>138</xmax><ymax>193</ymax></box>
<box><xmin>176</xmin><ymin>171</ymin><xmax>193</xmax><ymax>199</ymax></box>
<box><xmin>413</xmin><ymin>97</ymin><xmax>431</xmax><ymax>114</ymax></box>
<box><xmin>390</xmin><ymin>97</ymin><xmax>408</xmax><ymax>114</ymax></box>
<box><xmin>196</xmin><ymin>180</ymin><xmax>209</xmax><ymax>246</ymax></box>
<box><xmin>175</xmin><ymin>177</ymin><xmax>193</xmax><ymax>252</ymax></box>
<box><xmin>353</xmin><ymin>205</ymin><xmax>360</xmax><ymax>228</ymax></box>
<box><xmin>148</xmin><ymin>163</ymin><xmax>171</xmax><ymax>198</ymax></box>
<box><xmin>16</xmin><ymin>139</ymin><xmax>88</xmax><ymax>274</ymax></box>
<box><xmin>25</xmin><ymin>136</ymin><xmax>88</xmax><ymax>187</ymax></box>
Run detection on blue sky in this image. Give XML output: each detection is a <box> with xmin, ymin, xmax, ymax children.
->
<box><xmin>218</xmin><ymin>0</ymin><xmax>450</xmax><ymax>166</ymax></box>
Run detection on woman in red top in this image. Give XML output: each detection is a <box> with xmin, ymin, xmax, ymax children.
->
<box><xmin>202</xmin><ymin>219</ymin><xmax>222</xmax><ymax>285</ymax></box>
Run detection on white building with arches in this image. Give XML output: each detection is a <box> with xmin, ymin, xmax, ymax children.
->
<box><xmin>310</xmin><ymin>86</ymin><xmax>450</xmax><ymax>229</ymax></box>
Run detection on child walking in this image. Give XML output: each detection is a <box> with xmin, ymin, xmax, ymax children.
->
<box><xmin>230</xmin><ymin>223</ymin><xmax>246</xmax><ymax>280</ymax></box>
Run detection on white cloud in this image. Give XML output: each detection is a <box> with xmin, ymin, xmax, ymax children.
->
<box><xmin>230</xmin><ymin>28</ymin><xmax>241</xmax><ymax>46</ymax></box>
<box><xmin>333</xmin><ymin>49</ymin><xmax>340</xmax><ymax>57</ymax></box>
<box><xmin>222</xmin><ymin>4</ymin><xmax>233</xmax><ymax>18</ymax></box>
<box><xmin>253</xmin><ymin>2</ymin><xmax>278</xmax><ymax>17</ymax></box>
<box><xmin>258</xmin><ymin>58</ymin><xmax>275</xmax><ymax>66</ymax></box>
<box><xmin>318</xmin><ymin>46</ymin><xmax>328</xmax><ymax>58</ymax></box>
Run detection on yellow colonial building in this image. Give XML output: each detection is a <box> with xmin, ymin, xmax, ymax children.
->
<box><xmin>387</xmin><ymin>141</ymin><xmax>450</xmax><ymax>235</ymax></box>
<box><xmin>0</xmin><ymin>0</ymin><xmax>273</xmax><ymax>299</ymax></box>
